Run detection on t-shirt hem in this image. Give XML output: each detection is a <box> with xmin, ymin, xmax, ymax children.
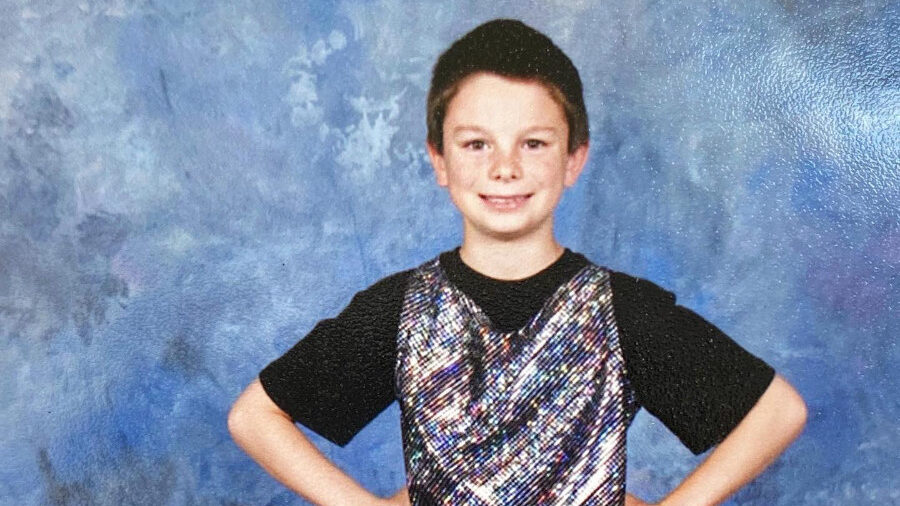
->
<box><xmin>258</xmin><ymin>370</ymin><xmax>355</xmax><ymax>447</ymax></box>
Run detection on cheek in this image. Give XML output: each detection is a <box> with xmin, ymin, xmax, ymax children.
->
<box><xmin>528</xmin><ymin>157</ymin><xmax>564</xmax><ymax>184</ymax></box>
<box><xmin>446</xmin><ymin>159</ymin><xmax>482</xmax><ymax>188</ymax></box>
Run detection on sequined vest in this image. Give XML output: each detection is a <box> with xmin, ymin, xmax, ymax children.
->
<box><xmin>395</xmin><ymin>256</ymin><xmax>639</xmax><ymax>505</ymax></box>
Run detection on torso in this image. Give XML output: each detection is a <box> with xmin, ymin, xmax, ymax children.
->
<box><xmin>395</xmin><ymin>255</ymin><xmax>637</xmax><ymax>505</ymax></box>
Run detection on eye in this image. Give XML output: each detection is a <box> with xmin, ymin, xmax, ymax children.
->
<box><xmin>525</xmin><ymin>139</ymin><xmax>547</xmax><ymax>149</ymax></box>
<box><xmin>464</xmin><ymin>139</ymin><xmax>487</xmax><ymax>151</ymax></box>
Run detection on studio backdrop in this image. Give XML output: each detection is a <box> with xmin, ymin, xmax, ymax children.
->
<box><xmin>1</xmin><ymin>1</ymin><xmax>897</xmax><ymax>504</ymax></box>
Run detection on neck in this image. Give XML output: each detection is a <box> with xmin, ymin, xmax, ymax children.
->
<box><xmin>458</xmin><ymin>231</ymin><xmax>565</xmax><ymax>281</ymax></box>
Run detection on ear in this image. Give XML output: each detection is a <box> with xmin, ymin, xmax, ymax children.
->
<box><xmin>563</xmin><ymin>143</ymin><xmax>589</xmax><ymax>187</ymax></box>
<box><xmin>426</xmin><ymin>141</ymin><xmax>449</xmax><ymax>187</ymax></box>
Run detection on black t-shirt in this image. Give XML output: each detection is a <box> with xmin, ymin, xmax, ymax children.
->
<box><xmin>260</xmin><ymin>248</ymin><xmax>775</xmax><ymax>455</ymax></box>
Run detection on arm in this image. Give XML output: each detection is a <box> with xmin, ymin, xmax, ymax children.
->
<box><xmin>230</xmin><ymin>271</ymin><xmax>412</xmax><ymax>504</ymax></box>
<box><xmin>228</xmin><ymin>379</ymin><xmax>407</xmax><ymax>506</ymax></box>
<box><xmin>627</xmin><ymin>373</ymin><xmax>807</xmax><ymax>506</ymax></box>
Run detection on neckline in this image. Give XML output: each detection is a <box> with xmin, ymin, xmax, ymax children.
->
<box><xmin>440</xmin><ymin>246</ymin><xmax>582</xmax><ymax>285</ymax></box>
<box><xmin>436</xmin><ymin>247</ymin><xmax>591</xmax><ymax>335</ymax></box>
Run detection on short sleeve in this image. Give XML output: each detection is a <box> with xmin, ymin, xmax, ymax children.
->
<box><xmin>258</xmin><ymin>269</ymin><xmax>411</xmax><ymax>447</ymax></box>
<box><xmin>610</xmin><ymin>271</ymin><xmax>776</xmax><ymax>455</ymax></box>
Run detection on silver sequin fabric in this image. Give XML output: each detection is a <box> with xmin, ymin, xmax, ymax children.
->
<box><xmin>395</xmin><ymin>256</ymin><xmax>638</xmax><ymax>505</ymax></box>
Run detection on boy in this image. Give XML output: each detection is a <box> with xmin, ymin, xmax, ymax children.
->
<box><xmin>228</xmin><ymin>19</ymin><xmax>807</xmax><ymax>505</ymax></box>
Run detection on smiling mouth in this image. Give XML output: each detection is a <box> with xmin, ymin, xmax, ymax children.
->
<box><xmin>479</xmin><ymin>193</ymin><xmax>533</xmax><ymax>209</ymax></box>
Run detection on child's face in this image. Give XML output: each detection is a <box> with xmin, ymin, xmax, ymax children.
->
<box><xmin>427</xmin><ymin>72</ymin><xmax>589</xmax><ymax>243</ymax></box>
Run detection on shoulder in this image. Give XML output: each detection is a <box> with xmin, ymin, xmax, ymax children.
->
<box><xmin>600</xmin><ymin>269</ymin><xmax>679</xmax><ymax>352</ymax></box>
<box><xmin>357</xmin><ymin>267</ymin><xmax>414</xmax><ymax>299</ymax></box>
<box><xmin>566</xmin><ymin>251</ymin><xmax>676</xmax><ymax>313</ymax></box>
<box><xmin>560</xmin><ymin>252</ymin><xmax>676</xmax><ymax>314</ymax></box>
<box><xmin>330</xmin><ymin>267</ymin><xmax>415</xmax><ymax>326</ymax></box>
<box><xmin>607</xmin><ymin>270</ymin><xmax>677</xmax><ymax>313</ymax></box>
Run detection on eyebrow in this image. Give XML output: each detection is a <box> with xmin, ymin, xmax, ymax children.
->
<box><xmin>451</xmin><ymin>125</ymin><xmax>560</xmax><ymax>135</ymax></box>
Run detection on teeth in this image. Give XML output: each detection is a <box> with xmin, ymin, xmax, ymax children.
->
<box><xmin>483</xmin><ymin>195</ymin><xmax>527</xmax><ymax>208</ymax></box>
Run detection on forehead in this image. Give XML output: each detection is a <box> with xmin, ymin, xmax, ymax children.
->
<box><xmin>444</xmin><ymin>72</ymin><xmax>567</xmax><ymax>132</ymax></box>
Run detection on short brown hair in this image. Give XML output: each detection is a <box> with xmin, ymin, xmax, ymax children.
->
<box><xmin>427</xmin><ymin>19</ymin><xmax>589</xmax><ymax>154</ymax></box>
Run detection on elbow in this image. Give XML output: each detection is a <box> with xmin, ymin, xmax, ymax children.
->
<box><xmin>779</xmin><ymin>377</ymin><xmax>808</xmax><ymax>439</ymax></box>
<box><xmin>227</xmin><ymin>379</ymin><xmax>292</xmax><ymax>447</ymax></box>
<box><xmin>227</xmin><ymin>398</ymin><xmax>250</xmax><ymax>443</ymax></box>
<box><xmin>227</xmin><ymin>387</ymin><xmax>263</xmax><ymax>445</ymax></box>
<box><xmin>790</xmin><ymin>394</ymin><xmax>808</xmax><ymax>435</ymax></box>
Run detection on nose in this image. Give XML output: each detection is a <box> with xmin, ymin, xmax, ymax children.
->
<box><xmin>489</xmin><ymin>149</ymin><xmax>522</xmax><ymax>181</ymax></box>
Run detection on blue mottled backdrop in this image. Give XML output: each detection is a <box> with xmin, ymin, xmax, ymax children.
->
<box><xmin>2</xmin><ymin>0</ymin><xmax>898</xmax><ymax>504</ymax></box>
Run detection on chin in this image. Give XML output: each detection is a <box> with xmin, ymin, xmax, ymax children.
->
<box><xmin>473</xmin><ymin>221</ymin><xmax>545</xmax><ymax>241</ymax></box>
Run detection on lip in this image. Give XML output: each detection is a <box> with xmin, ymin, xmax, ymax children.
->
<box><xmin>479</xmin><ymin>193</ymin><xmax>533</xmax><ymax>211</ymax></box>
<box><xmin>479</xmin><ymin>193</ymin><xmax>533</xmax><ymax>198</ymax></box>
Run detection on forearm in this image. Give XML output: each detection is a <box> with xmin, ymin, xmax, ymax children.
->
<box><xmin>228</xmin><ymin>379</ymin><xmax>385</xmax><ymax>506</ymax></box>
<box><xmin>659</xmin><ymin>374</ymin><xmax>807</xmax><ymax>506</ymax></box>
